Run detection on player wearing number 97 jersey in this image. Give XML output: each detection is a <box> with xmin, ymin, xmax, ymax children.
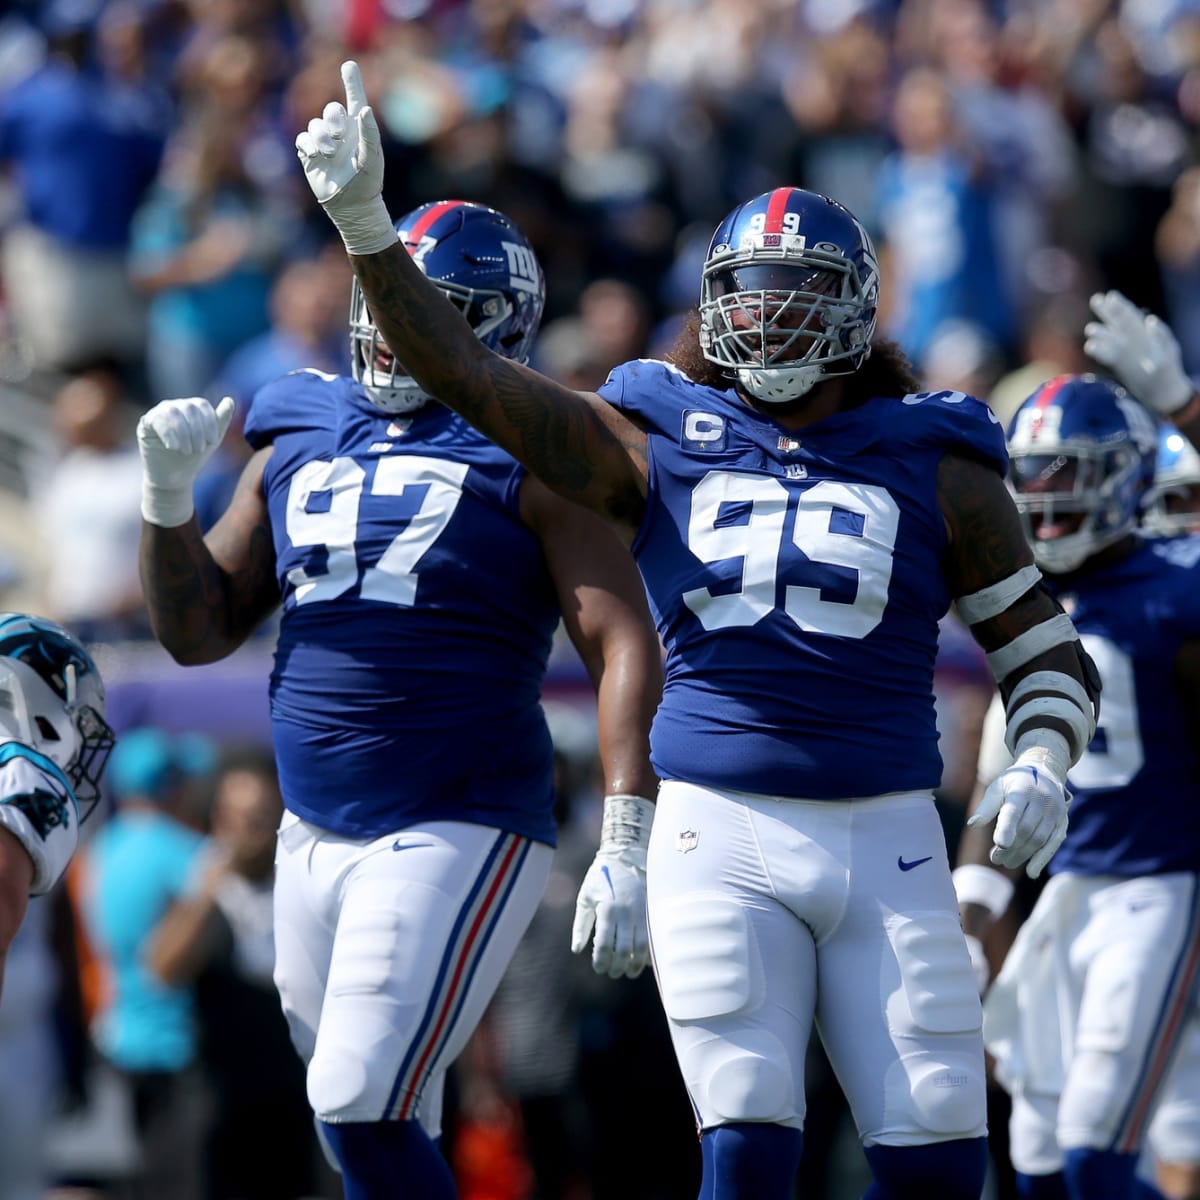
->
<box><xmin>301</xmin><ymin>80</ymin><xmax>1100</xmax><ymax>1198</ymax></box>
<box><xmin>136</xmin><ymin>200</ymin><xmax>664</xmax><ymax>1199</ymax></box>
<box><xmin>959</xmin><ymin>373</ymin><xmax>1200</xmax><ymax>1200</ymax></box>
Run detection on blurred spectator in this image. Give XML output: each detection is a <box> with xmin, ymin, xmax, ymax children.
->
<box><xmin>919</xmin><ymin>318</ymin><xmax>1006</xmax><ymax>399</ymax></box>
<box><xmin>129</xmin><ymin>33</ymin><xmax>302</xmax><ymax>403</ymax></box>
<box><xmin>577</xmin><ymin>277</ymin><xmax>652</xmax><ymax>373</ymax></box>
<box><xmin>0</xmin><ymin>1</ymin><xmax>168</xmax><ymax>390</ymax></box>
<box><xmin>1068</xmin><ymin>17</ymin><xmax>1190</xmax><ymax>318</ymax></box>
<box><xmin>782</xmin><ymin>17</ymin><xmax>894</xmax><ymax>230</ymax></box>
<box><xmin>874</xmin><ymin>65</ymin><xmax>1016</xmax><ymax>366</ymax></box>
<box><xmin>532</xmin><ymin>316</ymin><xmax>602</xmax><ymax>390</ymax></box>
<box><xmin>147</xmin><ymin>746</ymin><xmax>335</xmax><ymax>1200</ymax></box>
<box><xmin>532</xmin><ymin>277</ymin><xmax>651</xmax><ymax>392</ymax></box>
<box><xmin>1156</xmin><ymin>164</ymin><xmax>1200</xmax><ymax>377</ymax></box>
<box><xmin>33</xmin><ymin>363</ymin><xmax>147</xmax><ymax>644</ymax></box>
<box><xmin>0</xmin><ymin>889</ymin><xmax>86</xmax><ymax>1200</ymax></box>
<box><xmin>193</xmin><ymin>247</ymin><xmax>352</xmax><ymax>532</ymax></box>
<box><xmin>987</xmin><ymin>291</ymin><xmax>1095</xmax><ymax>429</ymax></box>
<box><xmin>76</xmin><ymin>725</ymin><xmax>215</xmax><ymax>1200</ymax></box>
<box><xmin>926</xmin><ymin>1</ymin><xmax>1079</xmax><ymax>329</ymax></box>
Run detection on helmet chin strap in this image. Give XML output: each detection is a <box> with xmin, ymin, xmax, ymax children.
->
<box><xmin>736</xmin><ymin>364</ymin><xmax>824</xmax><ymax>403</ymax></box>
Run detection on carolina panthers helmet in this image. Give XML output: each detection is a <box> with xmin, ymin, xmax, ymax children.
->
<box><xmin>698</xmin><ymin>187</ymin><xmax>880</xmax><ymax>403</ymax></box>
<box><xmin>1142</xmin><ymin>423</ymin><xmax>1200</xmax><ymax>537</ymax></box>
<box><xmin>0</xmin><ymin>614</ymin><xmax>114</xmax><ymax>820</ymax></box>
<box><xmin>350</xmin><ymin>199</ymin><xmax>546</xmax><ymax>414</ymax></box>
<box><xmin>1007</xmin><ymin>374</ymin><xmax>1158</xmax><ymax>574</ymax></box>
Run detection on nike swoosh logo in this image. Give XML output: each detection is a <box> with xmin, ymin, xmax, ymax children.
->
<box><xmin>601</xmin><ymin>865</ymin><xmax>615</xmax><ymax>897</ymax></box>
<box><xmin>898</xmin><ymin>855</ymin><xmax>933</xmax><ymax>872</ymax></box>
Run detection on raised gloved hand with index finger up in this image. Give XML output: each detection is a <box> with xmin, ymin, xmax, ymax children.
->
<box><xmin>295</xmin><ymin>60</ymin><xmax>398</xmax><ymax>258</ymax></box>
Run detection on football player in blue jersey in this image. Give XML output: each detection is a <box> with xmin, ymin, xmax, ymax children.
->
<box><xmin>0</xmin><ymin>613</ymin><xmax>113</xmax><ymax>997</ymax></box>
<box><xmin>135</xmin><ymin>200</ymin><xmax>664</xmax><ymax>1197</ymax></box>
<box><xmin>955</xmin><ymin>373</ymin><xmax>1200</xmax><ymax>1200</ymax></box>
<box><xmin>293</xmin><ymin>62</ymin><xmax>1104</xmax><ymax>1200</ymax></box>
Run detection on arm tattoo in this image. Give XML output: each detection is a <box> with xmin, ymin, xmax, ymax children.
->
<box><xmin>353</xmin><ymin>248</ymin><xmax>646</xmax><ymax>522</ymax></box>
<box><xmin>140</xmin><ymin>511</ymin><xmax>277</xmax><ymax>664</ymax></box>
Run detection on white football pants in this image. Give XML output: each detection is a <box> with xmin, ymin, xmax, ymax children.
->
<box><xmin>273</xmin><ymin>812</ymin><xmax>552</xmax><ymax>1135</ymax></box>
<box><xmin>647</xmin><ymin>781</ymin><xmax>988</xmax><ymax>1147</ymax></box>
<box><xmin>985</xmin><ymin>871</ymin><xmax>1200</xmax><ymax>1174</ymax></box>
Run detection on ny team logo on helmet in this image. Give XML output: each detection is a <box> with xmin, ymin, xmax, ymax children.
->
<box><xmin>1007</xmin><ymin>374</ymin><xmax>1158</xmax><ymax>574</ymax></box>
<box><xmin>351</xmin><ymin>200</ymin><xmax>546</xmax><ymax>414</ymax></box>
<box><xmin>0</xmin><ymin>613</ymin><xmax>114</xmax><ymax>820</ymax></box>
<box><xmin>698</xmin><ymin>187</ymin><xmax>880</xmax><ymax>404</ymax></box>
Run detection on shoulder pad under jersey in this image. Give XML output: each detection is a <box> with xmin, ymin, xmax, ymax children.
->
<box><xmin>597</xmin><ymin>359</ymin><xmax>718</xmax><ymax>436</ymax></box>
<box><xmin>244</xmin><ymin>368</ymin><xmax>354</xmax><ymax>449</ymax></box>
<box><xmin>883</xmin><ymin>389</ymin><xmax>1009</xmax><ymax>477</ymax></box>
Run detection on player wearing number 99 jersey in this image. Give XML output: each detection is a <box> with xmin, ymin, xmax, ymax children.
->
<box><xmin>136</xmin><ymin>200</ymin><xmax>664</xmax><ymax>1199</ymax></box>
<box><xmin>300</xmin><ymin>73</ymin><xmax>1100</xmax><ymax>1197</ymax></box>
<box><xmin>958</xmin><ymin>373</ymin><xmax>1200</xmax><ymax>1200</ymax></box>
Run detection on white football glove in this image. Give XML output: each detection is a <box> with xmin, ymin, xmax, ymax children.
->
<box><xmin>968</xmin><ymin>739</ymin><xmax>1069</xmax><ymax>879</ymax></box>
<box><xmin>1084</xmin><ymin>289</ymin><xmax>1194</xmax><ymax>416</ymax></box>
<box><xmin>572</xmin><ymin>794</ymin><xmax>654</xmax><ymax>980</ymax></box>
<box><xmin>294</xmin><ymin>60</ymin><xmax>398</xmax><ymax>258</ymax></box>
<box><xmin>137</xmin><ymin>396</ymin><xmax>236</xmax><ymax>527</ymax></box>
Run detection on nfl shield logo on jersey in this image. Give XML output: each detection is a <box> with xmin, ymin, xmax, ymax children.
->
<box><xmin>676</xmin><ymin>828</ymin><xmax>699</xmax><ymax>853</ymax></box>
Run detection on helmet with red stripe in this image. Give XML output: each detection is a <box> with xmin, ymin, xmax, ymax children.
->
<box><xmin>698</xmin><ymin>187</ymin><xmax>880</xmax><ymax>403</ymax></box>
<box><xmin>351</xmin><ymin>200</ymin><xmax>546</xmax><ymax>414</ymax></box>
<box><xmin>1007</xmin><ymin>374</ymin><xmax>1158</xmax><ymax>574</ymax></box>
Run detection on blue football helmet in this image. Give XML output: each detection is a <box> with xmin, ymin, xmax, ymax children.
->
<box><xmin>1007</xmin><ymin>374</ymin><xmax>1158</xmax><ymax>574</ymax></box>
<box><xmin>0</xmin><ymin>613</ymin><xmax>113</xmax><ymax>820</ymax></box>
<box><xmin>350</xmin><ymin>200</ymin><xmax>546</xmax><ymax>414</ymax></box>
<box><xmin>1142</xmin><ymin>423</ymin><xmax>1200</xmax><ymax>537</ymax></box>
<box><xmin>698</xmin><ymin>187</ymin><xmax>880</xmax><ymax>403</ymax></box>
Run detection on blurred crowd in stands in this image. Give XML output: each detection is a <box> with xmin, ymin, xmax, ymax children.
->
<box><xmin>0</xmin><ymin>0</ymin><xmax>1197</xmax><ymax>1195</ymax></box>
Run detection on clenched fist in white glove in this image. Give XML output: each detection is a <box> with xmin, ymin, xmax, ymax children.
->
<box><xmin>137</xmin><ymin>396</ymin><xmax>235</xmax><ymax>527</ymax></box>
<box><xmin>1084</xmin><ymin>289</ymin><xmax>1195</xmax><ymax>416</ymax></box>
<box><xmin>968</xmin><ymin>732</ymin><xmax>1070</xmax><ymax>879</ymax></box>
<box><xmin>572</xmin><ymin>794</ymin><xmax>654</xmax><ymax>980</ymax></box>
<box><xmin>294</xmin><ymin>60</ymin><xmax>398</xmax><ymax>258</ymax></box>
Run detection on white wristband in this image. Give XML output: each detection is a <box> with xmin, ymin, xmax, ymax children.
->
<box><xmin>952</xmin><ymin>864</ymin><xmax>1015</xmax><ymax>920</ymax></box>
<box><xmin>326</xmin><ymin>194</ymin><xmax>399</xmax><ymax>257</ymax></box>
<box><xmin>141</xmin><ymin>480</ymin><xmax>195</xmax><ymax>528</ymax></box>
<box><xmin>1012</xmin><ymin>726</ymin><xmax>1072</xmax><ymax>781</ymax></box>
<box><xmin>599</xmin><ymin>794</ymin><xmax>655</xmax><ymax>852</ymax></box>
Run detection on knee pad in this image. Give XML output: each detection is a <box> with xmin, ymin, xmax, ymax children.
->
<box><xmin>686</xmin><ymin>1032</ymin><xmax>799</xmax><ymax>1126</ymax></box>
<box><xmin>909</xmin><ymin>1051</ymin><xmax>987</xmax><ymax>1137</ymax></box>
<box><xmin>879</xmin><ymin>1050</ymin><xmax>987</xmax><ymax>1141</ymax></box>
<box><xmin>308</xmin><ymin>1046</ymin><xmax>375</xmax><ymax>1123</ymax></box>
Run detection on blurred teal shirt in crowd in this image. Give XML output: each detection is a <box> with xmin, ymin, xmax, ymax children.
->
<box><xmin>83</xmin><ymin>810</ymin><xmax>205</xmax><ymax>1072</ymax></box>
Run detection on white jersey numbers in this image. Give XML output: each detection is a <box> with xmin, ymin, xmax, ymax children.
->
<box><xmin>284</xmin><ymin>455</ymin><xmax>468</xmax><ymax>607</ymax></box>
<box><xmin>1070</xmin><ymin>634</ymin><xmax>1144</xmax><ymax>789</ymax></box>
<box><xmin>682</xmin><ymin>472</ymin><xmax>899</xmax><ymax>638</ymax></box>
